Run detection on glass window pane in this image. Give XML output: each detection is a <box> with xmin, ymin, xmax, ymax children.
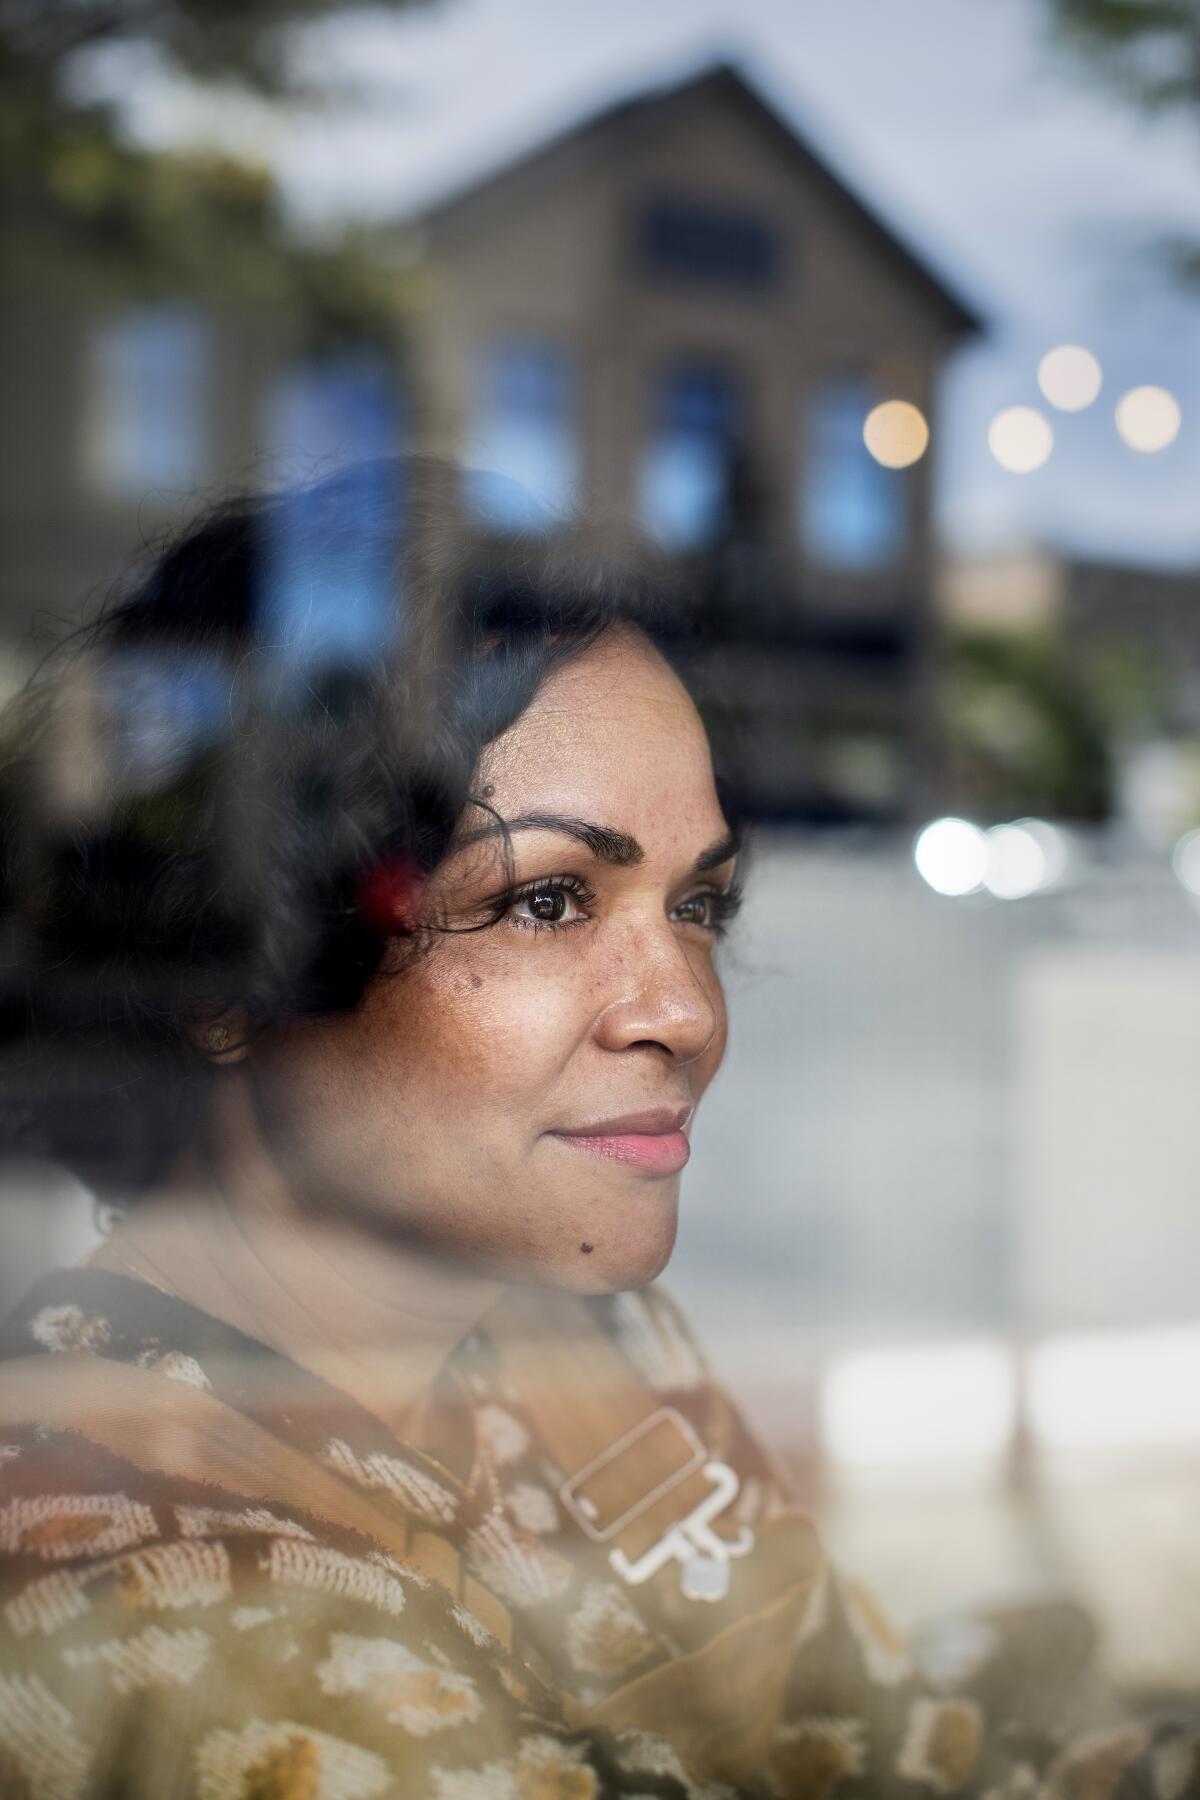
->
<box><xmin>82</xmin><ymin>305</ymin><xmax>211</xmax><ymax>498</ymax></box>
<box><xmin>802</xmin><ymin>378</ymin><xmax>908</xmax><ymax>569</ymax></box>
<box><xmin>463</xmin><ymin>340</ymin><xmax>579</xmax><ymax>532</ymax></box>
<box><xmin>638</xmin><ymin>362</ymin><xmax>740</xmax><ymax>551</ymax></box>
<box><xmin>261</xmin><ymin>357</ymin><xmax>406</xmax><ymax>674</ymax></box>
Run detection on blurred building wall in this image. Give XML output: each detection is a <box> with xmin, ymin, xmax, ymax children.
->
<box><xmin>0</xmin><ymin>296</ymin><xmax>302</xmax><ymax>675</ymax></box>
<box><xmin>409</xmin><ymin>63</ymin><xmax>981</xmax><ymax>822</ymax></box>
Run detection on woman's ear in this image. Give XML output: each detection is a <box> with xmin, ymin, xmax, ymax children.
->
<box><xmin>187</xmin><ymin>1012</ymin><xmax>253</xmax><ymax>1065</ymax></box>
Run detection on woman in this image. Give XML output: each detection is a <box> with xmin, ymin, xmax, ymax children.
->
<box><xmin>0</xmin><ymin>464</ymin><xmax>1179</xmax><ymax>1798</ymax></box>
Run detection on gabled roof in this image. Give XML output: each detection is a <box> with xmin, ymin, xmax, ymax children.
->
<box><xmin>415</xmin><ymin>60</ymin><xmax>984</xmax><ymax>337</ymax></box>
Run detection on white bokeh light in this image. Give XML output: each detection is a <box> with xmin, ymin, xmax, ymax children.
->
<box><xmin>863</xmin><ymin>399</ymin><xmax>929</xmax><ymax>469</ymax></box>
<box><xmin>824</xmin><ymin>1341</ymin><xmax>1015</xmax><ymax>1466</ymax></box>
<box><xmin>1037</xmin><ymin>344</ymin><xmax>1102</xmax><ymax>412</ymax></box>
<box><xmin>988</xmin><ymin>405</ymin><xmax>1053</xmax><ymax>473</ymax></box>
<box><xmin>983</xmin><ymin>822</ymin><xmax>1047</xmax><ymax>899</ymax></box>
<box><xmin>1030</xmin><ymin>1327</ymin><xmax>1200</xmax><ymax>1452</ymax></box>
<box><xmin>1172</xmin><ymin>827</ymin><xmax>1200</xmax><ymax>897</ymax></box>
<box><xmin>1116</xmin><ymin>385</ymin><xmax>1182</xmax><ymax>453</ymax></box>
<box><xmin>913</xmin><ymin>817</ymin><xmax>987</xmax><ymax>896</ymax></box>
<box><xmin>982</xmin><ymin>818</ymin><xmax>1069</xmax><ymax>899</ymax></box>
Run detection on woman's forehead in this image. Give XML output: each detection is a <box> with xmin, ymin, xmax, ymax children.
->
<box><xmin>479</xmin><ymin>634</ymin><xmax>718</xmax><ymax>831</ymax></box>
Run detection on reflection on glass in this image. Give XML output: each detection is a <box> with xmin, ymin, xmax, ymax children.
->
<box><xmin>913</xmin><ymin>816</ymin><xmax>987</xmax><ymax>896</ymax></box>
<box><xmin>1037</xmin><ymin>344</ymin><xmax>1102</xmax><ymax>412</ymax></box>
<box><xmin>83</xmin><ymin>305</ymin><xmax>212</xmax><ymax>497</ymax></box>
<box><xmin>464</xmin><ymin>340</ymin><xmax>579</xmax><ymax>531</ymax></box>
<box><xmin>637</xmin><ymin>361</ymin><xmax>741</xmax><ymax>551</ymax></box>
<box><xmin>987</xmin><ymin>405</ymin><xmax>1053</xmax><ymax>474</ymax></box>
<box><xmin>825</xmin><ymin>1341</ymin><xmax>1014</xmax><ymax>1467</ymax></box>
<box><xmin>803</xmin><ymin>378</ymin><xmax>908</xmax><ymax>568</ymax></box>
<box><xmin>263</xmin><ymin>363</ymin><xmax>405</xmax><ymax>675</ymax></box>
<box><xmin>862</xmin><ymin>399</ymin><xmax>929</xmax><ymax>471</ymax></box>
<box><xmin>1115</xmin><ymin>384</ymin><xmax>1182</xmax><ymax>454</ymax></box>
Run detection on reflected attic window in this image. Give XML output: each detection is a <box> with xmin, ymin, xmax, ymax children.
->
<box><xmin>634</xmin><ymin>194</ymin><xmax>782</xmax><ymax>292</ymax></box>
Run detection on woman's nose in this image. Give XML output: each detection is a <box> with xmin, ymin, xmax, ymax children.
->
<box><xmin>593</xmin><ymin>926</ymin><xmax>719</xmax><ymax>1065</ymax></box>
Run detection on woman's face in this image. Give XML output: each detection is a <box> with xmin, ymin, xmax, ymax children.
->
<box><xmin>251</xmin><ymin>627</ymin><xmax>736</xmax><ymax>1293</ymax></box>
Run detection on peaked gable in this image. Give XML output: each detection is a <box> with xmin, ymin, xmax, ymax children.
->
<box><xmin>414</xmin><ymin>62</ymin><xmax>983</xmax><ymax>337</ymax></box>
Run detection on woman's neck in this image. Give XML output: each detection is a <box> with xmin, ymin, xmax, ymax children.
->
<box><xmin>85</xmin><ymin>1073</ymin><xmax>503</xmax><ymax>1446</ymax></box>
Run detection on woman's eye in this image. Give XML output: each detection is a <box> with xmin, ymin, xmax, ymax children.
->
<box><xmin>671</xmin><ymin>884</ymin><xmax>741</xmax><ymax>933</ymax></box>
<box><xmin>509</xmin><ymin>883</ymin><xmax>585</xmax><ymax>926</ymax></box>
<box><xmin>672</xmin><ymin>892</ymin><xmax>717</xmax><ymax>929</ymax></box>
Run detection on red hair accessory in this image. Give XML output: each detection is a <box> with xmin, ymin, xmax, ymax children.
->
<box><xmin>357</xmin><ymin>855</ymin><xmax>427</xmax><ymax>936</ymax></box>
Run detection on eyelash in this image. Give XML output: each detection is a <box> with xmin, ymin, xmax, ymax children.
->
<box><xmin>505</xmin><ymin>875</ymin><xmax>743</xmax><ymax>937</ymax></box>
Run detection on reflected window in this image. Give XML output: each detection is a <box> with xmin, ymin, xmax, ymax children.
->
<box><xmin>262</xmin><ymin>357</ymin><xmax>405</xmax><ymax>674</ymax></box>
<box><xmin>635</xmin><ymin>196</ymin><xmax>780</xmax><ymax>292</ymax></box>
<box><xmin>463</xmin><ymin>340</ymin><xmax>578</xmax><ymax>533</ymax></box>
<box><xmin>266</xmin><ymin>354</ymin><xmax>402</xmax><ymax>473</ymax></box>
<box><xmin>638</xmin><ymin>363</ymin><xmax>740</xmax><ymax>552</ymax></box>
<box><xmin>83</xmin><ymin>305</ymin><xmax>211</xmax><ymax>498</ymax></box>
<box><xmin>802</xmin><ymin>378</ymin><xmax>907</xmax><ymax>569</ymax></box>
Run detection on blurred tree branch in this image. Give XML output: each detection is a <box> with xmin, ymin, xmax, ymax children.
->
<box><xmin>1044</xmin><ymin>0</ymin><xmax>1200</xmax><ymax>115</ymax></box>
<box><xmin>0</xmin><ymin>1</ymin><xmax>427</xmax><ymax>343</ymax></box>
<box><xmin>0</xmin><ymin>1</ymin><xmax>427</xmax><ymax>92</ymax></box>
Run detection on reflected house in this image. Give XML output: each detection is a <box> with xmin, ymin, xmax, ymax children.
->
<box><xmin>406</xmin><ymin>62</ymin><xmax>982</xmax><ymax>822</ymax></box>
<box><xmin>0</xmin><ymin>60</ymin><xmax>982</xmax><ymax>824</ymax></box>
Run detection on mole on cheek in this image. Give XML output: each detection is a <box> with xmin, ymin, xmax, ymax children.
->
<box><xmin>468</xmin><ymin>974</ymin><xmax>483</xmax><ymax>991</ymax></box>
<box><xmin>580</xmin><ymin>1242</ymin><xmax>594</xmax><ymax>1254</ymax></box>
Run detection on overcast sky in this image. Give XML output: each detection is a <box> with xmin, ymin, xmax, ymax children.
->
<box><xmin>127</xmin><ymin>0</ymin><xmax>1200</xmax><ymax>565</ymax></box>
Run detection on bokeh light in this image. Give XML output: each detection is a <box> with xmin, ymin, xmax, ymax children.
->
<box><xmin>1172</xmin><ymin>827</ymin><xmax>1200</xmax><ymax>898</ymax></box>
<box><xmin>983</xmin><ymin>818</ymin><xmax>1069</xmax><ymax>899</ymax></box>
<box><xmin>824</xmin><ymin>1341</ymin><xmax>1015</xmax><ymax>1466</ymax></box>
<box><xmin>862</xmin><ymin>399</ymin><xmax>929</xmax><ymax>469</ymax></box>
<box><xmin>984</xmin><ymin>822</ymin><xmax>1047</xmax><ymax>899</ymax></box>
<box><xmin>1037</xmin><ymin>344</ymin><xmax>1102</xmax><ymax>411</ymax></box>
<box><xmin>1030</xmin><ymin>1327</ymin><xmax>1200</xmax><ymax>1452</ymax></box>
<box><xmin>1115</xmin><ymin>385</ymin><xmax>1181</xmax><ymax>453</ymax></box>
<box><xmin>913</xmin><ymin>817</ymin><xmax>987</xmax><ymax>896</ymax></box>
<box><xmin>987</xmin><ymin>405</ymin><xmax>1053</xmax><ymax>473</ymax></box>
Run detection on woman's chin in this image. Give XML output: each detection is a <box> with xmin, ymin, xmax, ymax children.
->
<box><xmin>549</xmin><ymin>1192</ymin><xmax>680</xmax><ymax>1295</ymax></box>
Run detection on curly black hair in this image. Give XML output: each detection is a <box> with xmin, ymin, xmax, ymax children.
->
<box><xmin>0</xmin><ymin>458</ymin><xmax>719</xmax><ymax>1198</ymax></box>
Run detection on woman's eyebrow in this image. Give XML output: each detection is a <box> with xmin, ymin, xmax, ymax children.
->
<box><xmin>693</xmin><ymin>830</ymin><xmax>740</xmax><ymax>874</ymax></box>
<box><xmin>455</xmin><ymin>813</ymin><xmax>740</xmax><ymax>875</ymax></box>
<box><xmin>456</xmin><ymin>813</ymin><xmax>644</xmax><ymax>864</ymax></box>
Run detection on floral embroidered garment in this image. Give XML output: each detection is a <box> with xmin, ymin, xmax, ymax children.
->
<box><xmin>0</xmin><ymin>1266</ymin><xmax>1193</xmax><ymax>1798</ymax></box>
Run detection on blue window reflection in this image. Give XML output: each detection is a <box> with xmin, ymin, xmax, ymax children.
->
<box><xmin>464</xmin><ymin>341</ymin><xmax>578</xmax><ymax>532</ymax></box>
<box><xmin>803</xmin><ymin>380</ymin><xmax>907</xmax><ymax>569</ymax></box>
<box><xmin>84</xmin><ymin>306</ymin><xmax>211</xmax><ymax>497</ymax></box>
<box><xmin>262</xmin><ymin>358</ymin><xmax>405</xmax><ymax>676</ymax></box>
<box><xmin>638</xmin><ymin>364</ymin><xmax>740</xmax><ymax>551</ymax></box>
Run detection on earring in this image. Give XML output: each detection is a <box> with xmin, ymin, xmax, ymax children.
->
<box><xmin>204</xmin><ymin>1023</ymin><xmax>231</xmax><ymax>1054</ymax></box>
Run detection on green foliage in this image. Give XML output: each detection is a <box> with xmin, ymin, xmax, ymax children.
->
<box><xmin>0</xmin><ymin>0</ymin><xmax>423</xmax><ymax>339</ymax></box>
<box><xmin>1044</xmin><ymin>0</ymin><xmax>1200</xmax><ymax>114</ymax></box>
<box><xmin>945</xmin><ymin>628</ymin><xmax>1114</xmax><ymax>822</ymax></box>
<box><xmin>1</xmin><ymin>1</ymin><xmax>426</xmax><ymax>93</ymax></box>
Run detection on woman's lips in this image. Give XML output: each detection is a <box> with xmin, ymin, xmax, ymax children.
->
<box><xmin>548</xmin><ymin>1107</ymin><xmax>692</xmax><ymax>1176</ymax></box>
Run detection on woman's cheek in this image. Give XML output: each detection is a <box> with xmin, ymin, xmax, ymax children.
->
<box><xmin>397</xmin><ymin>944</ymin><xmax>582</xmax><ymax>1094</ymax></box>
